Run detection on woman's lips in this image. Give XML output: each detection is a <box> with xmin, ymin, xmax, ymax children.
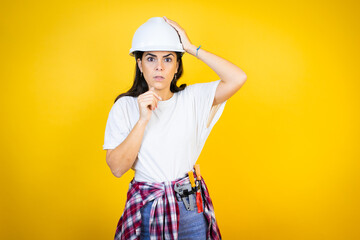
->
<box><xmin>154</xmin><ymin>76</ymin><xmax>164</xmax><ymax>81</ymax></box>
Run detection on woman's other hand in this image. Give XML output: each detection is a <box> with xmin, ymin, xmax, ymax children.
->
<box><xmin>163</xmin><ymin>16</ymin><xmax>193</xmax><ymax>52</ymax></box>
<box><xmin>137</xmin><ymin>87</ymin><xmax>162</xmax><ymax>122</ymax></box>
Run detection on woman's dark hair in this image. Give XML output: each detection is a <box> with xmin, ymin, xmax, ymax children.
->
<box><xmin>114</xmin><ymin>51</ymin><xmax>186</xmax><ymax>103</ymax></box>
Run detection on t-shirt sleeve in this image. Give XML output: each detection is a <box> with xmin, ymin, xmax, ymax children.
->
<box><xmin>103</xmin><ymin>101</ymin><xmax>130</xmax><ymax>150</ymax></box>
<box><xmin>188</xmin><ymin>79</ymin><xmax>227</xmax><ymax>142</ymax></box>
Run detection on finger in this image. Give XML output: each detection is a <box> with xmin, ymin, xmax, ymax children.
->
<box><xmin>144</xmin><ymin>91</ymin><xmax>162</xmax><ymax>101</ymax></box>
<box><xmin>142</xmin><ymin>97</ymin><xmax>158</xmax><ymax>110</ymax></box>
<box><xmin>150</xmin><ymin>100</ymin><xmax>157</xmax><ymax>110</ymax></box>
<box><xmin>163</xmin><ymin>16</ymin><xmax>177</xmax><ymax>28</ymax></box>
<box><xmin>153</xmin><ymin>98</ymin><xmax>157</xmax><ymax>109</ymax></box>
<box><xmin>147</xmin><ymin>96</ymin><xmax>158</xmax><ymax>109</ymax></box>
<box><xmin>164</xmin><ymin>17</ymin><xmax>182</xmax><ymax>30</ymax></box>
<box><xmin>141</xmin><ymin>95</ymin><xmax>159</xmax><ymax>105</ymax></box>
<box><xmin>141</xmin><ymin>99</ymin><xmax>156</xmax><ymax>111</ymax></box>
<box><xmin>147</xmin><ymin>87</ymin><xmax>162</xmax><ymax>100</ymax></box>
<box><xmin>155</xmin><ymin>94</ymin><xmax>162</xmax><ymax>101</ymax></box>
<box><xmin>141</xmin><ymin>90</ymin><xmax>159</xmax><ymax>98</ymax></box>
<box><xmin>164</xmin><ymin>16</ymin><xmax>176</xmax><ymax>25</ymax></box>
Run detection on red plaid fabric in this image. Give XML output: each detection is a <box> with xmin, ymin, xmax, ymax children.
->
<box><xmin>114</xmin><ymin>172</ymin><xmax>221</xmax><ymax>240</ymax></box>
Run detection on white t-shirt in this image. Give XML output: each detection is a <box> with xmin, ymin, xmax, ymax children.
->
<box><xmin>103</xmin><ymin>79</ymin><xmax>227</xmax><ymax>183</ymax></box>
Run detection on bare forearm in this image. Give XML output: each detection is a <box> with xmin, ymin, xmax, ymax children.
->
<box><xmin>185</xmin><ymin>44</ymin><xmax>247</xmax><ymax>84</ymax></box>
<box><xmin>107</xmin><ymin>119</ymin><xmax>148</xmax><ymax>178</ymax></box>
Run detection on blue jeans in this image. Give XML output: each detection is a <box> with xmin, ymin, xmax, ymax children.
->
<box><xmin>140</xmin><ymin>197</ymin><xmax>208</xmax><ymax>239</ymax></box>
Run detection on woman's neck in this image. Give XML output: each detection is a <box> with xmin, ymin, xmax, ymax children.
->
<box><xmin>155</xmin><ymin>89</ymin><xmax>174</xmax><ymax>101</ymax></box>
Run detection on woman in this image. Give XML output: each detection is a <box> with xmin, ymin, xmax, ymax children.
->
<box><xmin>103</xmin><ymin>16</ymin><xmax>247</xmax><ymax>240</ymax></box>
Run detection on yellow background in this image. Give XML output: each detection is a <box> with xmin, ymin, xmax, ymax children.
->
<box><xmin>1</xmin><ymin>0</ymin><xmax>359</xmax><ymax>239</ymax></box>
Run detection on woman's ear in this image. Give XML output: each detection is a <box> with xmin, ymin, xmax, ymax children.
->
<box><xmin>137</xmin><ymin>58</ymin><xmax>142</xmax><ymax>72</ymax></box>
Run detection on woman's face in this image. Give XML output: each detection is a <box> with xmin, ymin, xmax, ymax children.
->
<box><xmin>137</xmin><ymin>51</ymin><xmax>179</xmax><ymax>91</ymax></box>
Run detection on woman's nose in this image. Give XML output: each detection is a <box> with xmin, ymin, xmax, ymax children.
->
<box><xmin>155</xmin><ymin>61</ymin><xmax>164</xmax><ymax>70</ymax></box>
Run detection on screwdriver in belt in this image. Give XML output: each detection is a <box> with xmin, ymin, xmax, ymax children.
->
<box><xmin>194</xmin><ymin>164</ymin><xmax>204</xmax><ymax>213</ymax></box>
<box><xmin>188</xmin><ymin>170</ymin><xmax>197</xmax><ymax>210</ymax></box>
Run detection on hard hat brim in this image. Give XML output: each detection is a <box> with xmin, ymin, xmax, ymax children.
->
<box><xmin>129</xmin><ymin>49</ymin><xmax>186</xmax><ymax>57</ymax></box>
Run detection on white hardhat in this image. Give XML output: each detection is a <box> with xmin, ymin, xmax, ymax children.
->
<box><xmin>129</xmin><ymin>17</ymin><xmax>185</xmax><ymax>57</ymax></box>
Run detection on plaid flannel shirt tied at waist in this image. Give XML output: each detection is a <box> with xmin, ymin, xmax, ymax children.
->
<box><xmin>114</xmin><ymin>172</ymin><xmax>222</xmax><ymax>240</ymax></box>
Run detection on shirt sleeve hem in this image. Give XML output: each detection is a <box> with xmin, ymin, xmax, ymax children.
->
<box><xmin>103</xmin><ymin>145</ymin><xmax>117</xmax><ymax>150</ymax></box>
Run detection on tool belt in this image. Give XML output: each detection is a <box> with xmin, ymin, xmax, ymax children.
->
<box><xmin>174</xmin><ymin>177</ymin><xmax>202</xmax><ymax>211</ymax></box>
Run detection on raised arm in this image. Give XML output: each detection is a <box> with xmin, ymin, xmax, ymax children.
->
<box><xmin>185</xmin><ymin>45</ymin><xmax>247</xmax><ymax>106</ymax></box>
<box><xmin>163</xmin><ymin>16</ymin><xmax>247</xmax><ymax>107</ymax></box>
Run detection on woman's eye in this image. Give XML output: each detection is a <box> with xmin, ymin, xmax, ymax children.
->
<box><xmin>146</xmin><ymin>57</ymin><xmax>172</xmax><ymax>62</ymax></box>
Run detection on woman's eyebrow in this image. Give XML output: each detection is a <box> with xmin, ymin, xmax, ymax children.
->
<box><xmin>145</xmin><ymin>53</ymin><xmax>174</xmax><ymax>58</ymax></box>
